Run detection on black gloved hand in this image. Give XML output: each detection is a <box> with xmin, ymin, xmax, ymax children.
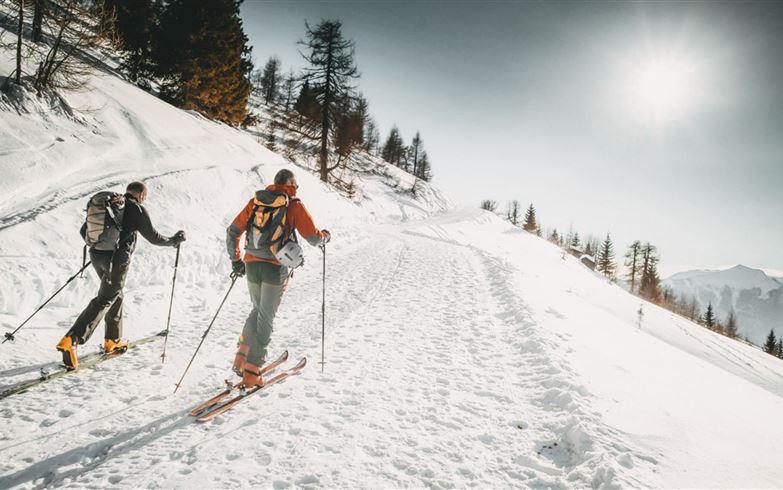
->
<box><xmin>232</xmin><ymin>260</ymin><xmax>246</xmax><ymax>277</ymax></box>
<box><xmin>321</xmin><ymin>229</ymin><xmax>331</xmax><ymax>244</ymax></box>
<box><xmin>171</xmin><ymin>230</ymin><xmax>187</xmax><ymax>246</ymax></box>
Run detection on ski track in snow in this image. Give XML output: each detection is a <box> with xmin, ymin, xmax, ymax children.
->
<box><xmin>0</xmin><ymin>219</ymin><xmax>648</xmax><ymax>489</ymax></box>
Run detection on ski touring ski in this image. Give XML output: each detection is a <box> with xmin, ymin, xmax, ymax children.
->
<box><xmin>195</xmin><ymin>357</ymin><xmax>307</xmax><ymax>423</ymax></box>
<box><xmin>187</xmin><ymin>349</ymin><xmax>289</xmax><ymax>417</ymax></box>
<box><xmin>0</xmin><ymin>330</ymin><xmax>167</xmax><ymax>400</ymax></box>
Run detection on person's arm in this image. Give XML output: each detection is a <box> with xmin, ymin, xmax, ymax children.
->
<box><xmin>134</xmin><ymin>205</ymin><xmax>175</xmax><ymax>247</ymax></box>
<box><xmin>80</xmin><ymin>222</ymin><xmax>87</xmax><ymax>240</ymax></box>
<box><xmin>226</xmin><ymin>199</ymin><xmax>255</xmax><ymax>260</ymax></box>
<box><xmin>289</xmin><ymin>200</ymin><xmax>328</xmax><ymax>246</ymax></box>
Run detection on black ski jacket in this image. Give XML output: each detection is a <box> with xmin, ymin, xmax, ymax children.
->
<box><xmin>80</xmin><ymin>193</ymin><xmax>175</xmax><ymax>264</ymax></box>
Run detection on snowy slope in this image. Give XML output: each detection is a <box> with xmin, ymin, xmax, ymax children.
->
<box><xmin>663</xmin><ymin>265</ymin><xmax>783</xmax><ymax>344</ymax></box>
<box><xmin>2</xmin><ymin>42</ymin><xmax>783</xmax><ymax>490</ymax></box>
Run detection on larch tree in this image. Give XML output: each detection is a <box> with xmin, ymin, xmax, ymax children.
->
<box><xmin>625</xmin><ymin>241</ymin><xmax>642</xmax><ymax>294</ymax></box>
<box><xmin>480</xmin><ymin>200</ymin><xmax>498</xmax><ymax>212</ymax></box>
<box><xmin>260</xmin><ymin>56</ymin><xmax>281</xmax><ymax>104</ymax></box>
<box><xmin>299</xmin><ymin>20</ymin><xmax>360</xmax><ymax>182</ymax></box>
<box><xmin>507</xmin><ymin>200</ymin><xmax>521</xmax><ymax>226</ymax></box>
<box><xmin>638</xmin><ymin>242</ymin><xmax>661</xmax><ymax>301</ymax></box>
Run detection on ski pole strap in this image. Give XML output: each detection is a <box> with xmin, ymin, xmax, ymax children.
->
<box><xmin>2</xmin><ymin>260</ymin><xmax>93</xmax><ymax>344</ymax></box>
<box><xmin>173</xmin><ymin>274</ymin><xmax>238</xmax><ymax>392</ymax></box>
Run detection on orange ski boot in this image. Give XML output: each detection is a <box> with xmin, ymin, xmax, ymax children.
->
<box><xmin>241</xmin><ymin>362</ymin><xmax>265</xmax><ymax>389</ymax></box>
<box><xmin>103</xmin><ymin>338</ymin><xmax>128</xmax><ymax>354</ymax></box>
<box><xmin>56</xmin><ymin>336</ymin><xmax>78</xmax><ymax>370</ymax></box>
<box><xmin>232</xmin><ymin>344</ymin><xmax>250</xmax><ymax>377</ymax></box>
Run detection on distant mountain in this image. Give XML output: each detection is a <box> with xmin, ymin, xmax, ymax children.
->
<box><xmin>663</xmin><ymin>265</ymin><xmax>783</xmax><ymax>345</ymax></box>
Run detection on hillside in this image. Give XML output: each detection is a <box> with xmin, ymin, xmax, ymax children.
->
<box><xmin>663</xmin><ymin>265</ymin><xmax>783</xmax><ymax>344</ymax></box>
<box><xmin>2</xmin><ymin>38</ymin><xmax>783</xmax><ymax>490</ymax></box>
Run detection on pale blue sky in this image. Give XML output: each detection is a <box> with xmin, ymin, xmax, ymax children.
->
<box><xmin>241</xmin><ymin>1</ymin><xmax>783</xmax><ymax>274</ymax></box>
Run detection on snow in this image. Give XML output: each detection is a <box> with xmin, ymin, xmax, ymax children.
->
<box><xmin>2</xmin><ymin>33</ymin><xmax>783</xmax><ymax>490</ymax></box>
<box><xmin>665</xmin><ymin>264</ymin><xmax>782</xmax><ymax>297</ymax></box>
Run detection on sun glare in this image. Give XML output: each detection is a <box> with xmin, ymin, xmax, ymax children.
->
<box><xmin>627</xmin><ymin>54</ymin><xmax>697</xmax><ymax>125</ymax></box>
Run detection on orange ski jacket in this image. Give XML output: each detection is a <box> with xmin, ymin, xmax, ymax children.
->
<box><xmin>226</xmin><ymin>184</ymin><xmax>326</xmax><ymax>265</ymax></box>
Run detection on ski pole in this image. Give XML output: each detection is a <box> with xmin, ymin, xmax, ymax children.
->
<box><xmin>3</xmin><ymin>261</ymin><xmax>93</xmax><ymax>344</ymax></box>
<box><xmin>160</xmin><ymin>244</ymin><xmax>181</xmax><ymax>363</ymax></box>
<box><xmin>320</xmin><ymin>241</ymin><xmax>326</xmax><ymax>373</ymax></box>
<box><xmin>80</xmin><ymin>245</ymin><xmax>87</xmax><ymax>278</ymax></box>
<box><xmin>173</xmin><ymin>272</ymin><xmax>240</xmax><ymax>393</ymax></box>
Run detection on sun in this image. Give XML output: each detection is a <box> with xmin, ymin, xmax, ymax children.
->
<box><xmin>627</xmin><ymin>54</ymin><xmax>697</xmax><ymax>125</ymax></box>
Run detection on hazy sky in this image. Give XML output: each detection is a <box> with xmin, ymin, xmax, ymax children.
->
<box><xmin>241</xmin><ymin>1</ymin><xmax>783</xmax><ymax>275</ymax></box>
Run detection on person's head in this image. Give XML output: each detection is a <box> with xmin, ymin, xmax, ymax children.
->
<box><xmin>274</xmin><ymin>169</ymin><xmax>297</xmax><ymax>188</ymax></box>
<box><xmin>126</xmin><ymin>181</ymin><xmax>148</xmax><ymax>204</ymax></box>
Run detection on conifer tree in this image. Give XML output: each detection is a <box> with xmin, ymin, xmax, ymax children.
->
<box><xmin>639</xmin><ymin>242</ymin><xmax>661</xmax><ymax>301</ymax></box>
<box><xmin>548</xmin><ymin>229</ymin><xmax>560</xmax><ymax>245</ymax></box>
<box><xmin>299</xmin><ymin>20</ymin><xmax>360</xmax><ymax>182</ymax></box>
<box><xmin>523</xmin><ymin>204</ymin><xmax>537</xmax><ymax>233</ymax></box>
<box><xmin>597</xmin><ymin>233</ymin><xmax>616</xmax><ymax>278</ymax></box>
<box><xmin>363</xmin><ymin>117</ymin><xmax>380</xmax><ymax>155</ymax></box>
<box><xmin>763</xmin><ymin>329</ymin><xmax>777</xmax><ymax>354</ymax></box>
<box><xmin>625</xmin><ymin>241</ymin><xmax>642</xmax><ymax>294</ymax></box>
<box><xmin>281</xmin><ymin>69</ymin><xmax>296</xmax><ymax>112</ymax></box>
<box><xmin>725</xmin><ymin>310</ymin><xmax>738</xmax><ymax>338</ymax></box>
<box><xmin>381</xmin><ymin>126</ymin><xmax>405</xmax><ymax>166</ymax></box>
<box><xmin>104</xmin><ymin>0</ymin><xmax>158</xmax><ymax>82</ymax></box>
<box><xmin>260</xmin><ymin>56</ymin><xmax>282</xmax><ymax>104</ymax></box>
<box><xmin>155</xmin><ymin>0</ymin><xmax>252</xmax><ymax>125</ymax></box>
<box><xmin>570</xmin><ymin>232</ymin><xmax>581</xmax><ymax>248</ymax></box>
<box><xmin>703</xmin><ymin>303</ymin><xmax>716</xmax><ymax>330</ymax></box>
<box><xmin>777</xmin><ymin>338</ymin><xmax>783</xmax><ymax>359</ymax></box>
<box><xmin>294</xmin><ymin>79</ymin><xmax>320</xmax><ymax>122</ymax></box>
<box><xmin>417</xmin><ymin>152</ymin><xmax>433</xmax><ymax>181</ymax></box>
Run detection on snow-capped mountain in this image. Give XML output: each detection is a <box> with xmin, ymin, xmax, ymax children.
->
<box><xmin>2</xmin><ymin>21</ymin><xmax>783</xmax><ymax>490</ymax></box>
<box><xmin>663</xmin><ymin>265</ymin><xmax>783</xmax><ymax>344</ymax></box>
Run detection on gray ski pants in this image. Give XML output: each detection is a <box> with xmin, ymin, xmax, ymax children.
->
<box><xmin>240</xmin><ymin>261</ymin><xmax>289</xmax><ymax>365</ymax></box>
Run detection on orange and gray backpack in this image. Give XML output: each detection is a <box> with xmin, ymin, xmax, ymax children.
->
<box><xmin>84</xmin><ymin>191</ymin><xmax>125</xmax><ymax>251</ymax></box>
<box><xmin>246</xmin><ymin>190</ymin><xmax>297</xmax><ymax>258</ymax></box>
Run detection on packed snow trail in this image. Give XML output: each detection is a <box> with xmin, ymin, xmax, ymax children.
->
<box><xmin>0</xmin><ymin>216</ymin><xmax>649</xmax><ymax>489</ymax></box>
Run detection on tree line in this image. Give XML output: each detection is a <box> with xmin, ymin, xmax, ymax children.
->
<box><xmin>252</xmin><ymin>44</ymin><xmax>433</xmax><ymax>184</ymax></box>
<box><xmin>4</xmin><ymin>1</ymin><xmax>431</xmax><ymax>187</ymax></box>
<box><xmin>480</xmin><ymin>198</ymin><xmax>780</xmax><ymax>354</ymax></box>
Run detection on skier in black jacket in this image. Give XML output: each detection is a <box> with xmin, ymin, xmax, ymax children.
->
<box><xmin>56</xmin><ymin>181</ymin><xmax>186</xmax><ymax>369</ymax></box>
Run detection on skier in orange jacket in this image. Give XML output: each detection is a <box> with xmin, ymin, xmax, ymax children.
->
<box><xmin>226</xmin><ymin>169</ymin><xmax>329</xmax><ymax>387</ymax></box>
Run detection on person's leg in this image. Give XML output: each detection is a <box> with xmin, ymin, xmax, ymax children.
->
<box><xmin>66</xmin><ymin>251</ymin><xmax>118</xmax><ymax>344</ymax></box>
<box><xmin>233</xmin><ymin>274</ymin><xmax>261</xmax><ymax>375</ymax></box>
<box><xmin>245</xmin><ymin>262</ymin><xmax>288</xmax><ymax>366</ymax></box>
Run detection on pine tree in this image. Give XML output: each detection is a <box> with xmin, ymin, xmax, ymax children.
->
<box><xmin>381</xmin><ymin>126</ymin><xmax>405</xmax><ymax>166</ymax></box>
<box><xmin>299</xmin><ymin>20</ymin><xmax>360</xmax><ymax>182</ymax></box>
<box><xmin>155</xmin><ymin>0</ymin><xmax>252</xmax><ymax>125</ymax></box>
<box><xmin>417</xmin><ymin>151</ymin><xmax>433</xmax><ymax>181</ymax></box>
<box><xmin>763</xmin><ymin>329</ymin><xmax>777</xmax><ymax>354</ymax></box>
<box><xmin>548</xmin><ymin>228</ymin><xmax>560</xmax><ymax>245</ymax></box>
<box><xmin>703</xmin><ymin>304</ymin><xmax>716</xmax><ymax>329</ymax></box>
<box><xmin>294</xmin><ymin>79</ymin><xmax>320</xmax><ymax>122</ymax></box>
<box><xmin>625</xmin><ymin>241</ymin><xmax>642</xmax><ymax>294</ymax></box>
<box><xmin>408</xmin><ymin>132</ymin><xmax>425</xmax><ymax>178</ymax></box>
<box><xmin>104</xmin><ymin>0</ymin><xmax>158</xmax><ymax>83</ymax></box>
<box><xmin>725</xmin><ymin>310</ymin><xmax>738</xmax><ymax>338</ymax></box>
<box><xmin>523</xmin><ymin>204</ymin><xmax>537</xmax><ymax>233</ymax></box>
<box><xmin>777</xmin><ymin>338</ymin><xmax>783</xmax><ymax>359</ymax></box>
<box><xmin>259</xmin><ymin>56</ymin><xmax>282</xmax><ymax>104</ymax></box>
<box><xmin>639</xmin><ymin>243</ymin><xmax>661</xmax><ymax>301</ymax></box>
<box><xmin>363</xmin><ymin>117</ymin><xmax>380</xmax><ymax>155</ymax></box>
<box><xmin>597</xmin><ymin>233</ymin><xmax>616</xmax><ymax>278</ymax></box>
<box><xmin>570</xmin><ymin>232</ymin><xmax>581</xmax><ymax>248</ymax></box>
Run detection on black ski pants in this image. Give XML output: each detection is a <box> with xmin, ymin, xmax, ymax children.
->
<box><xmin>67</xmin><ymin>249</ymin><xmax>127</xmax><ymax>344</ymax></box>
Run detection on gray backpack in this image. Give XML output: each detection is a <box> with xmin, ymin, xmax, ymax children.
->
<box><xmin>84</xmin><ymin>192</ymin><xmax>125</xmax><ymax>251</ymax></box>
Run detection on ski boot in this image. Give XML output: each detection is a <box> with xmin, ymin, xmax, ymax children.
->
<box><xmin>232</xmin><ymin>344</ymin><xmax>250</xmax><ymax>377</ymax></box>
<box><xmin>103</xmin><ymin>338</ymin><xmax>128</xmax><ymax>354</ymax></box>
<box><xmin>56</xmin><ymin>336</ymin><xmax>78</xmax><ymax>370</ymax></box>
<box><xmin>241</xmin><ymin>362</ymin><xmax>265</xmax><ymax>389</ymax></box>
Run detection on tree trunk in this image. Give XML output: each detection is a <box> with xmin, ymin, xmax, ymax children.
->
<box><xmin>32</xmin><ymin>0</ymin><xmax>43</xmax><ymax>43</ymax></box>
<box><xmin>16</xmin><ymin>0</ymin><xmax>24</xmax><ymax>84</ymax></box>
<box><xmin>319</xmin><ymin>32</ymin><xmax>335</xmax><ymax>183</ymax></box>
